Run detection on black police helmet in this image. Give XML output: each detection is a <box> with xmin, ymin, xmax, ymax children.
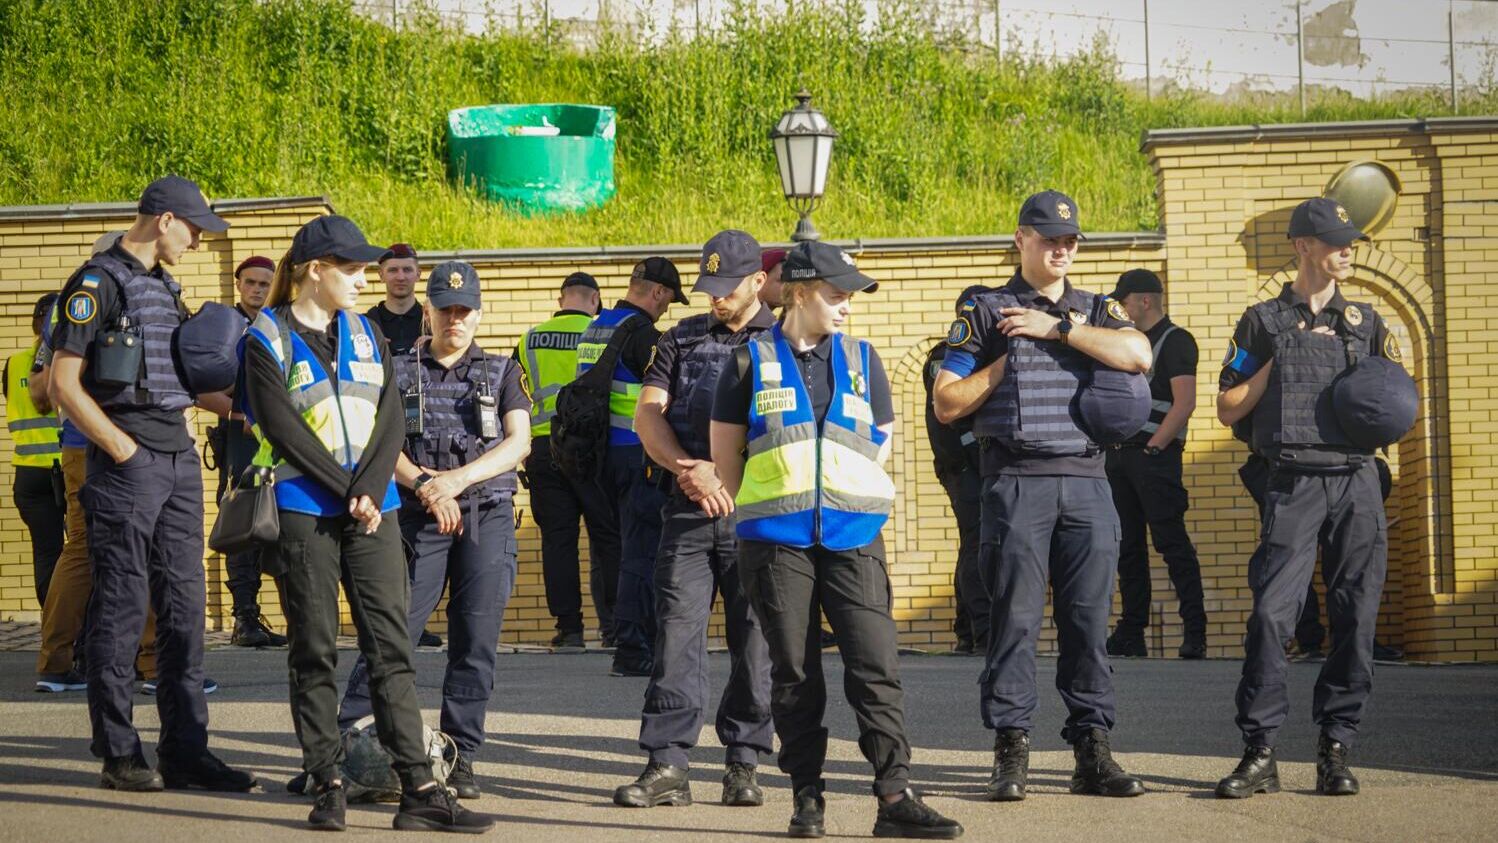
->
<box><xmin>1332</xmin><ymin>356</ymin><xmax>1418</xmax><ymax>450</ymax></box>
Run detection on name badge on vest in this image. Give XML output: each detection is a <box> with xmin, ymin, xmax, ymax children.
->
<box><xmin>759</xmin><ymin>362</ymin><xmax>783</xmax><ymax>383</ymax></box>
<box><xmin>290</xmin><ymin>361</ymin><xmax>315</xmax><ymax>390</ymax></box>
<box><xmin>842</xmin><ymin>393</ymin><xmax>873</xmax><ymax>425</ymax></box>
<box><xmin>754</xmin><ymin>387</ymin><xmax>797</xmax><ymax>415</ymax></box>
<box><xmin>349</xmin><ymin>361</ymin><xmax>384</xmax><ymax>384</ymax></box>
<box><xmin>577</xmin><ymin>344</ymin><xmax>603</xmax><ymax>366</ymax></box>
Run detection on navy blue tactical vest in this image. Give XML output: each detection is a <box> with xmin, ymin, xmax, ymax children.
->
<box><xmin>87</xmin><ymin>253</ymin><xmax>192</xmax><ymax>412</ymax></box>
<box><xmin>396</xmin><ymin>345</ymin><xmax>519</xmax><ymax>505</ymax></box>
<box><xmin>1250</xmin><ymin>297</ymin><xmax>1376</xmax><ymax>469</ymax></box>
<box><xmin>973</xmin><ymin>289</ymin><xmax>1101</xmax><ymax>457</ymax></box>
<box><xmin>665</xmin><ymin>313</ymin><xmax>769</xmax><ymax>460</ymax></box>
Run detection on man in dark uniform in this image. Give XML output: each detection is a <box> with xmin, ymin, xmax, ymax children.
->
<box><xmin>923</xmin><ymin>284</ymin><xmax>992</xmax><ymax>654</ymax></box>
<box><xmin>367</xmin><ymin>243</ymin><xmax>424</xmax><ymax>357</ymax></box>
<box><xmin>211</xmin><ymin>255</ymin><xmax>287</xmax><ymax>648</ymax></box>
<box><xmin>932</xmin><ymin>190</ymin><xmax>1152</xmax><ymax>802</ymax></box>
<box><xmin>338</xmin><ymin>261</ymin><xmax>532</xmax><ymax>800</ymax></box>
<box><xmin>577</xmin><ymin>257</ymin><xmax>686</xmax><ymax>676</ymax></box>
<box><xmin>48</xmin><ymin>176</ymin><xmax>254</xmax><ymax>792</ymax></box>
<box><xmin>1103</xmin><ymin>268</ymin><xmax>1207</xmax><ymax>659</ymax></box>
<box><xmin>612</xmin><ymin>230</ymin><xmax>775</xmax><ymax>809</ymax></box>
<box><xmin>1215</xmin><ymin>198</ymin><xmax>1402</xmax><ymax>799</ymax></box>
<box><xmin>517</xmin><ymin>272</ymin><xmax>620</xmax><ymax>648</ymax></box>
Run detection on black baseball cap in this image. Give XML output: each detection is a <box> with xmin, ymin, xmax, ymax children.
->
<box><xmin>561</xmin><ymin>271</ymin><xmax>599</xmax><ymax>291</ymax></box>
<box><xmin>783</xmin><ymin>241</ymin><xmax>878</xmax><ymax>293</ymax></box>
<box><xmin>1018</xmin><ymin>189</ymin><xmax>1083</xmax><ymax>238</ymax></box>
<box><xmin>137</xmin><ymin>175</ymin><xmax>230</xmax><ymax>233</ymax></box>
<box><xmin>1288</xmin><ymin>197</ymin><xmax>1368</xmax><ymax>247</ymax></box>
<box><xmin>694</xmin><ymin>230</ymin><xmax>763</xmax><ymax>297</ymax></box>
<box><xmin>427</xmin><ymin>260</ymin><xmax>482</xmax><ymax>310</ymax></box>
<box><xmin>33</xmin><ymin>293</ymin><xmax>58</xmax><ymax>322</ymax></box>
<box><xmin>1109</xmin><ymin>268</ymin><xmax>1164</xmax><ymax>300</ymax></box>
<box><xmin>287</xmin><ymin>215</ymin><xmax>387</xmax><ymax>265</ymax></box>
<box><xmin>632</xmin><ymin>256</ymin><xmax>688</xmax><ymax>305</ymax></box>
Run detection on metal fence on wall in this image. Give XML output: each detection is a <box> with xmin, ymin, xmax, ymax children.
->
<box><xmin>355</xmin><ymin>0</ymin><xmax>1498</xmax><ymax>112</ymax></box>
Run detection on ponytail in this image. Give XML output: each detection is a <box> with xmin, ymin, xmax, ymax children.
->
<box><xmin>267</xmin><ymin>254</ymin><xmax>314</xmax><ymax>308</ymax></box>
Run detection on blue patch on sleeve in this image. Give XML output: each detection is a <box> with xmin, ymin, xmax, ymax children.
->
<box><xmin>940</xmin><ymin>350</ymin><xmax>977</xmax><ymax>378</ymax></box>
<box><xmin>1224</xmin><ymin>341</ymin><xmax>1260</xmax><ymax>375</ymax></box>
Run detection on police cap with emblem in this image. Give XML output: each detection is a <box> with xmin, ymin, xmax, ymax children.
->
<box><xmin>695</xmin><ymin>230</ymin><xmax>763</xmax><ymax>298</ymax></box>
<box><xmin>288</xmin><ymin>215</ymin><xmax>387</xmax><ymax>265</ymax></box>
<box><xmin>427</xmin><ymin>260</ymin><xmax>482</xmax><ymax>310</ymax></box>
<box><xmin>633</xmin><ymin>256</ymin><xmax>689</xmax><ymax>305</ymax></box>
<box><xmin>1332</xmin><ymin>355</ymin><xmax>1418</xmax><ymax>450</ymax></box>
<box><xmin>1018</xmin><ymin>190</ymin><xmax>1084</xmax><ymax>239</ymax></box>
<box><xmin>138</xmin><ymin>175</ymin><xmax>230</xmax><ymax>233</ymax></box>
<box><xmin>1288</xmin><ymin>197</ymin><xmax>1369</xmax><ymax>247</ymax></box>
<box><xmin>783</xmin><ymin>241</ymin><xmax>878</xmax><ymax>293</ymax></box>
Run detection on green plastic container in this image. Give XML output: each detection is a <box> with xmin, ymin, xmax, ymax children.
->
<box><xmin>447</xmin><ymin>104</ymin><xmax>616</xmax><ymax>214</ymax></box>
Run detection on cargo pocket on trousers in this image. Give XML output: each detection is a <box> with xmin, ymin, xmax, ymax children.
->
<box><xmin>856</xmin><ymin>540</ymin><xmax>892</xmax><ymax>612</ymax></box>
<box><xmin>738</xmin><ymin>543</ymin><xmax>782</xmax><ymax>615</ymax></box>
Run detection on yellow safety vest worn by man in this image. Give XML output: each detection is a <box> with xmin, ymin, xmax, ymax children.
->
<box><xmin>5</xmin><ymin>345</ymin><xmax>62</xmax><ymax>468</ymax></box>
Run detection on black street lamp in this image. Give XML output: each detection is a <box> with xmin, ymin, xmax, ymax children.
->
<box><xmin>769</xmin><ymin>88</ymin><xmax>837</xmax><ymax>242</ymax></box>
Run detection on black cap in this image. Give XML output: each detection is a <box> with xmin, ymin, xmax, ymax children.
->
<box><xmin>1288</xmin><ymin>197</ymin><xmax>1368</xmax><ymax>247</ymax></box>
<box><xmin>632</xmin><ymin>256</ymin><xmax>688</xmax><ymax>305</ymax></box>
<box><xmin>33</xmin><ymin>293</ymin><xmax>58</xmax><ymax>322</ymax></box>
<box><xmin>427</xmin><ymin>260</ymin><xmax>482</xmax><ymax>310</ymax></box>
<box><xmin>1018</xmin><ymin>190</ymin><xmax>1083</xmax><ymax>238</ymax></box>
<box><xmin>561</xmin><ymin>271</ymin><xmax>599</xmax><ymax>292</ymax></box>
<box><xmin>1109</xmin><ymin>268</ymin><xmax>1163</xmax><ymax>300</ymax></box>
<box><xmin>695</xmin><ymin>230</ymin><xmax>763</xmax><ymax>297</ymax></box>
<box><xmin>137</xmin><ymin>175</ymin><xmax>230</xmax><ymax>233</ymax></box>
<box><xmin>783</xmin><ymin>241</ymin><xmax>878</xmax><ymax>293</ymax></box>
<box><xmin>287</xmin><ymin>215</ymin><xmax>387</xmax><ymax>265</ymax></box>
<box><xmin>1332</xmin><ymin>356</ymin><xmax>1418</xmax><ymax>449</ymax></box>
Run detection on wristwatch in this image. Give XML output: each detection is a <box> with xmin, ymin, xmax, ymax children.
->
<box><xmin>1056</xmin><ymin>318</ymin><xmax>1074</xmax><ymax>345</ymax></box>
<box><xmin>413</xmin><ymin>471</ymin><xmax>434</xmax><ymax>492</ymax></box>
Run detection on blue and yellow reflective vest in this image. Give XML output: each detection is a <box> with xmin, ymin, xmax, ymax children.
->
<box><xmin>575</xmin><ymin>306</ymin><xmax>644</xmax><ymax>446</ymax></box>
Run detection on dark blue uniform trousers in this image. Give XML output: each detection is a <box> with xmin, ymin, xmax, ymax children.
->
<box><xmin>640</xmin><ymin>494</ymin><xmax>773</xmax><ymax>768</ymax></box>
<box><xmin>340</xmin><ymin>498</ymin><xmax>518</xmax><ymax>754</ymax></box>
<box><xmin>1235</xmin><ymin>462</ymin><xmax>1387</xmax><ymax>748</ymax></box>
<box><xmin>938</xmin><ymin>463</ymin><xmax>988</xmax><ymax>648</ymax></box>
<box><xmin>81</xmin><ymin>444</ymin><xmax>208</xmax><ymax>760</ymax></box>
<box><xmin>979</xmin><ymin>474</ymin><xmax>1119</xmax><ymax>741</ymax></box>
<box><xmin>606</xmin><ymin>444</ymin><xmax>665</xmax><ymax>663</ymax></box>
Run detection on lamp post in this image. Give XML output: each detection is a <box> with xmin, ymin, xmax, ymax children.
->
<box><xmin>769</xmin><ymin>88</ymin><xmax>838</xmax><ymax>242</ymax></box>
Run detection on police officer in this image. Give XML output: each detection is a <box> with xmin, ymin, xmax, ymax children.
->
<box><xmin>338</xmin><ymin>260</ymin><xmax>532</xmax><ymax>801</ymax></box>
<box><xmin>924</xmin><ymin>285</ymin><xmax>992</xmax><ymax>655</ymax></box>
<box><xmin>517</xmin><ymin>272</ymin><xmax>621</xmax><ymax>648</ymax></box>
<box><xmin>578</xmin><ymin>257</ymin><xmax>686</xmax><ymax>677</ymax></box>
<box><xmin>5</xmin><ymin>293</ymin><xmax>64</xmax><ymax>606</ymax></box>
<box><xmin>932</xmin><ymin>191</ymin><xmax>1152</xmax><ymax>802</ymax></box>
<box><xmin>1103</xmin><ymin>268</ymin><xmax>1208</xmax><ymax>659</ymax></box>
<box><xmin>367</xmin><ymin>243</ymin><xmax>424</xmax><ymax>356</ymax></box>
<box><xmin>1214</xmin><ymin>197</ymin><xmax>1409</xmax><ymax>799</ymax></box>
<box><xmin>613</xmin><ymin>231</ymin><xmax>774</xmax><ymax>810</ymax></box>
<box><xmin>213</xmin><ymin>256</ymin><xmax>287</xmax><ymax>648</ymax></box>
<box><xmin>712</xmin><ymin>241</ymin><xmax>962</xmax><ymax>839</ymax></box>
<box><xmin>48</xmin><ymin>176</ymin><xmax>253</xmax><ymax>791</ymax></box>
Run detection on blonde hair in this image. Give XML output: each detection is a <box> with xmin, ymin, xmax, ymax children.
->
<box><xmin>267</xmin><ymin>255</ymin><xmax>316</xmax><ymax>308</ymax></box>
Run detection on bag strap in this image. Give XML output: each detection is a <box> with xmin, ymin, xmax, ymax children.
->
<box><xmin>577</xmin><ymin>313</ymin><xmax>648</xmax><ymax>391</ymax></box>
<box><xmin>1146</xmin><ymin>325</ymin><xmax>1179</xmax><ymax>384</ymax></box>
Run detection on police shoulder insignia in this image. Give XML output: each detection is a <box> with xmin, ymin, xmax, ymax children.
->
<box><xmin>1105</xmin><ymin>297</ymin><xmax>1128</xmax><ymax>322</ymax></box>
<box><xmin>1057</xmin><ymin>202</ymin><xmax>1072</xmax><ymax>221</ymax></box>
<box><xmin>946</xmin><ymin>317</ymin><xmax>972</xmax><ymax>347</ymax></box>
<box><xmin>1343</xmin><ymin>305</ymin><xmax>1363</xmax><ymax>327</ymax></box>
<box><xmin>519</xmin><ymin>368</ymin><xmax>532</xmax><ymax>399</ymax></box>
<box><xmin>1384</xmin><ymin>333</ymin><xmax>1403</xmax><ymax>362</ymax></box>
<box><xmin>1222</xmin><ymin>339</ymin><xmax>1239</xmax><ymax>367</ymax></box>
<box><xmin>647</xmin><ymin>344</ymin><xmax>658</xmax><ymax>372</ymax></box>
<box><xmin>65</xmin><ymin>291</ymin><xmax>97</xmax><ymax>324</ymax></box>
<box><xmin>706</xmin><ymin>253</ymin><xmax>721</xmax><ymax>274</ymax></box>
<box><xmin>81</xmin><ymin>273</ymin><xmax>100</xmax><ymax>289</ymax></box>
<box><xmin>960</xmin><ymin>299</ymin><xmax>976</xmax><ymax>313</ymax></box>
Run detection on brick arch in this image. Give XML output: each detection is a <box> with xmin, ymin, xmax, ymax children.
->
<box><xmin>1258</xmin><ymin>248</ymin><xmax>1453</xmax><ymax>612</ymax></box>
<box><xmin>884</xmin><ymin>336</ymin><xmax>947</xmax><ymax>635</ymax></box>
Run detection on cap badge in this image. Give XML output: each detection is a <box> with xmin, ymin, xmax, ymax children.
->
<box><xmin>449</xmin><ymin>271</ymin><xmax>464</xmax><ymax>289</ymax></box>
<box><xmin>839</xmin><ymin>250</ymin><xmax>856</xmax><ymax>266</ymax></box>
<box><xmin>1057</xmin><ymin>202</ymin><xmax>1072</xmax><ymax>221</ymax></box>
<box><xmin>1335</xmin><ymin>205</ymin><xmax>1350</xmax><ymax>224</ymax></box>
<box><xmin>1344</xmin><ymin>306</ymin><xmax>1363</xmax><ymax>327</ymax></box>
<box><xmin>706</xmin><ymin>253</ymin><xmax>721</xmax><ymax>274</ymax></box>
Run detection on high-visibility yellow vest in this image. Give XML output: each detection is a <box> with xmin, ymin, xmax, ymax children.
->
<box><xmin>734</xmin><ymin>325</ymin><xmax>895</xmax><ymax>551</ymax></box>
<box><xmin>517</xmin><ymin>312</ymin><xmax>591</xmax><ymax>437</ymax></box>
<box><xmin>244</xmin><ymin>307</ymin><xmax>399</xmax><ymax>516</ymax></box>
<box><xmin>5</xmin><ymin>345</ymin><xmax>61</xmax><ymax>468</ymax></box>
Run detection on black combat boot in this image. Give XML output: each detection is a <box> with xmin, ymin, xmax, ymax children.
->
<box><xmin>449</xmin><ymin>752</ymin><xmax>480</xmax><ymax>800</ymax></box>
<box><xmin>101</xmin><ymin>752</ymin><xmax>164</xmax><ymax>792</ymax></box>
<box><xmin>983</xmin><ymin>729</ymin><xmax>1029</xmax><ymax>802</ymax></box>
<box><xmin>721</xmin><ymin>761</ymin><xmax>763</xmax><ymax>806</ymax></box>
<box><xmin>1069</xmin><ymin>729</ymin><xmax>1145</xmax><ymax>797</ymax></box>
<box><xmin>1215</xmin><ymin>745</ymin><xmax>1278</xmax><ymax>798</ymax></box>
<box><xmin>1316</xmin><ymin>735</ymin><xmax>1360</xmax><ymax>796</ymax></box>
<box><xmin>1177</xmin><ymin>632</ymin><xmax>1207</xmax><ymax>660</ymax></box>
<box><xmin>872</xmin><ymin>789</ymin><xmax>964</xmax><ymax>839</ymax></box>
<box><xmin>157</xmin><ymin>748</ymin><xmax>258</xmax><ymax>792</ymax></box>
<box><xmin>788</xmin><ymin>785</ymin><xmax>826</xmax><ymax>838</ymax></box>
<box><xmin>307</xmin><ymin>781</ymin><xmax>347</xmax><ymax>831</ymax></box>
<box><xmin>1106</xmin><ymin>627</ymin><xmax>1147</xmax><ymax>658</ymax></box>
<box><xmin>393</xmin><ymin>783</ymin><xmax>495</xmax><ymax>833</ymax></box>
<box><xmin>613</xmin><ymin>761</ymin><xmax>692</xmax><ymax>807</ymax></box>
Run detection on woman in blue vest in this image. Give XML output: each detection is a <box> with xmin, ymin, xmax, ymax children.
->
<box><xmin>242</xmin><ymin>216</ymin><xmax>492</xmax><ymax>834</ymax></box>
<box><xmin>710</xmin><ymin>241</ymin><xmax>962</xmax><ymax>840</ymax></box>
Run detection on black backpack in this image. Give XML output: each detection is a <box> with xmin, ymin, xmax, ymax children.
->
<box><xmin>551</xmin><ymin>316</ymin><xmax>648</xmax><ymax>483</ymax></box>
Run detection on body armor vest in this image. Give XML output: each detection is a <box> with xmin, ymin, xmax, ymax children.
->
<box><xmin>1250</xmin><ymin>298</ymin><xmax>1376</xmax><ymax>469</ymax></box>
<box><xmin>397</xmin><ymin>346</ymin><xmax>519</xmax><ymax>505</ymax></box>
<box><xmin>973</xmin><ymin>289</ymin><xmax>1099</xmax><ymax>457</ymax></box>
<box><xmin>87</xmin><ymin>254</ymin><xmax>192</xmax><ymax>412</ymax></box>
<box><xmin>665</xmin><ymin>314</ymin><xmax>766</xmax><ymax>461</ymax></box>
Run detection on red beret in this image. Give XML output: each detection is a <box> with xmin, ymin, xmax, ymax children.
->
<box><xmin>761</xmin><ymin>249</ymin><xmax>787</xmax><ymax>273</ymax></box>
<box><xmin>234</xmin><ymin>255</ymin><xmax>275</xmax><ymax>278</ymax></box>
<box><xmin>380</xmin><ymin>243</ymin><xmax>418</xmax><ymax>263</ymax></box>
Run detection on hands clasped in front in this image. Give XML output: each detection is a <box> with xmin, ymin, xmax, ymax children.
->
<box><xmin>676</xmin><ymin>458</ymin><xmax>734</xmax><ymax>518</ymax></box>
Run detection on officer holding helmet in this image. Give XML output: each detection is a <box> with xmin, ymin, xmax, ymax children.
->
<box><xmin>1214</xmin><ymin>197</ymin><xmax>1415</xmax><ymax>800</ymax></box>
<box><xmin>48</xmin><ymin>176</ymin><xmax>254</xmax><ymax>792</ymax></box>
<box><xmin>932</xmin><ymin>190</ymin><xmax>1153</xmax><ymax>803</ymax></box>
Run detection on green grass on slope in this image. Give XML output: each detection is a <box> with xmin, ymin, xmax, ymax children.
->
<box><xmin>0</xmin><ymin>0</ymin><xmax>1482</xmax><ymax>248</ymax></box>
